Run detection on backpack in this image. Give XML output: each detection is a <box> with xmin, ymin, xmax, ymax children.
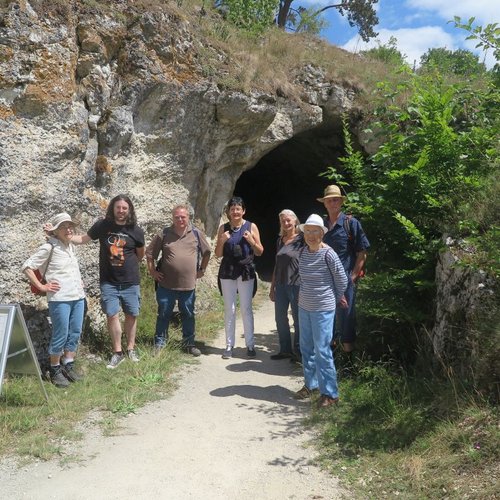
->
<box><xmin>343</xmin><ymin>214</ymin><xmax>366</xmax><ymax>280</ymax></box>
<box><xmin>154</xmin><ymin>226</ymin><xmax>203</xmax><ymax>290</ymax></box>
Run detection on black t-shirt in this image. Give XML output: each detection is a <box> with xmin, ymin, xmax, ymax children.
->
<box><xmin>87</xmin><ymin>219</ymin><xmax>145</xmax><ymax>285</ymax></box>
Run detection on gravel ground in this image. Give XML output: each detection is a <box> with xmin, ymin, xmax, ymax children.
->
<box><xmin>0</xmin><ymin>300</ymin><xmax>346</xmax><ymax>500</ymax></box>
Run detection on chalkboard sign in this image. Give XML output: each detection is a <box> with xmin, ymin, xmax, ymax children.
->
<box><xmin>0</xmin><ymin>304</ymin><xmax>48</xmax><ymax>401</ymax></box>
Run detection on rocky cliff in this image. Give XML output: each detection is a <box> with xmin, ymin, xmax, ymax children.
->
<box><xmin>0</xmin><ymin>1</ymin><xmax>363</xmax><ymax>357</ymax></box>
<box><xmin>432</xmin><ymin>239</ymin><xmax>499</xmax><ymax>396</ymax></box>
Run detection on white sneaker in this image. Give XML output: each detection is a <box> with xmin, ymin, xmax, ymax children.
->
<box><xmin>127</xmin><ymin>349</ymin><xmax>140</xmax><ymax>363</ymax></box>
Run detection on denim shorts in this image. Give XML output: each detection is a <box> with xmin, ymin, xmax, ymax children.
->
<box><xmin>100</xmin><ymin>283</ymin><xmax>141</xmax><ymax>317</ymax></box>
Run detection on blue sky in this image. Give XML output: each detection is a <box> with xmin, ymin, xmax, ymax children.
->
<box><xmin>300</xmin><ymin>0</ymin><xmax>498</xmax><ymax>68</ymax></box>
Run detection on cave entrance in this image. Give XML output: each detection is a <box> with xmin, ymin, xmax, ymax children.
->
<box><xmin>234</xmin><ymin>118</ymin><xmax>352</xmax><ymax>281</ymax></box>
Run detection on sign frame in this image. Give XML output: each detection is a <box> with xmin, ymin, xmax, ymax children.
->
<box><xmin>0</xmin><ymin>304</ymin><xmax>49</xmax><ymax>402</ymax></box>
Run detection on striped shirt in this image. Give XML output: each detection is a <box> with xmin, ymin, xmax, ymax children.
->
<box><xmin>298</xmin><ymin>246</ymin><xmax>348</xmax><ymax>312</ymax></box>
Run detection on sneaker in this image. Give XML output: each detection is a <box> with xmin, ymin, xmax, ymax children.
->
<box><xmin>270</xmin><ymin>352</ymin><xmax>292</xmax><ymax>360</ymax></box>
<box><xmin>61</xmin><ymin>362</ymin><xmax>83</xmax><ymax>382</ymax></box>
<box><xmin>221</xmin><ymin>347</ymin><xmax>233</xmax><ymax>359</ymax></box>
<box><xmin>293</xmin><ymin>385</ymin><xmax>319</xmax><ymax>400</ymax></box>
<box><xmin>106</xmin><ymin>352</ymin><xmax>125</xmax><ymax>369</ymax></box>
<box><xmin>317</xmin><ymin>395</ymin><xmax>339</xmax><ymax>408</ymax></box>
<box><xmin>187</xmin><ymin>346</ymin><xmax>201</xmax><ymax>357</ymax></box>
<box><xmin>247</xmin><ymin>348</ymin><xmax>256</xmax><ymax>358</ymax></box>
<box><xmin>127</xmin><ymin>349</ymin><xmax>140</xmax><ymax>363</ymax></box>
<box><xmin>50</xmin><ymin>366</ymin><xmax>70</xmax><ymax>388</ymax></box>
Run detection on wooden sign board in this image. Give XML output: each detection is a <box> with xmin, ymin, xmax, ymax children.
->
<box><xmin>0</xmin><ymin>304</ymin><xmax>48</xmax><ymax>401</ymax></box>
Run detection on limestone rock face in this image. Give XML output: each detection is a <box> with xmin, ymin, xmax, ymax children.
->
<box><xmin>0</xmin><ymin>1</ymin><xmax>360</xmax><ymax>356</ymax></box>
<box><xmin>432</xmin><ymin>238</ymin><xmax>498</xmax><ymax>392</ymax></box>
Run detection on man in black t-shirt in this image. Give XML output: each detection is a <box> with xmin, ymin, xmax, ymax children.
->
<box><xmin>73</xmin><ymin>194</ymin><xmax>145</xmax><ymax>369</ymax></box>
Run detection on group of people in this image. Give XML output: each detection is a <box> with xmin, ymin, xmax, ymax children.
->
<box><xmin>268</xmin><ymin>185</ymin><xmax>370</xmax><ymax>408</ymax></box>
<box><xmin>22</xmin><ymin>186</ymin><xmax>369</xmax><ymax>408</ymax></box>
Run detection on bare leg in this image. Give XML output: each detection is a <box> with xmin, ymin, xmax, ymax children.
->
<box><xmin>50</xmin><ymin>354</ymin><xmax>62</xmax><ymax>365</ymax></box>
<box><xmin>124</xmin><ymin>314</ymin><xmax>137</xmax><ymax>351</ymax></box>
<box><xmin>62</xmin><ymin>350</ymin><xmax>76</xmax><ymax>361</ymax></box>
<box><xmin>107</xmin><ymin>314</ymin><xmax>123</xmax><ymax>352</ymax></box>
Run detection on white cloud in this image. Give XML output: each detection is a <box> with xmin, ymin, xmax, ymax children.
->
<box><xmin>405</xmin><ymin>0</ymin><xmax>499</xmax><ymax>26</ymax></box>
<box><xmin>343</xmin><ymin>26</ymin><xmax>457</xmax><ymax>67</ymax></box>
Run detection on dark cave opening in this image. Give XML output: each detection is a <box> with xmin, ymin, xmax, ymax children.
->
<box><xmin>234</xmin><ymin>118</ymin><xmax>355</xmax><ymax>281</ymax></box>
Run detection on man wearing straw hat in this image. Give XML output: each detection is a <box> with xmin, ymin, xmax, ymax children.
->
<box><xmin>317</xmin><ymin>185</ymin><xmax>370</xmax><ymax>368</ymax></box>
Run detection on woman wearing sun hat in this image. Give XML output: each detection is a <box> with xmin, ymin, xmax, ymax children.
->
<box><xmin>295</xmin><ymin>213</ymin><xmax>348</xmax><ymax>408</ymax></box>
<box><xmin>22</xmin><ymin>213</ymin><xmax>86</xmax><ymax>388</ymax></box>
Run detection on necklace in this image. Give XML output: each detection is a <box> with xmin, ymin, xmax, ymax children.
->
<box><xmin>231</xmin><ymin>220</ymin><xmax>244</xmax><ymax>232</ymax></box>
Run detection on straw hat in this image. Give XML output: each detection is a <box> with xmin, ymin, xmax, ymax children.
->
<box><xmin>316</xmin><ymin>185</ymin><xmax>346</xmax><ymax>202</ymax></box>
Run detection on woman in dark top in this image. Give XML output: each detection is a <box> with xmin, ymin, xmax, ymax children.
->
<box><xmin>269</xmin><ymin>209</ymin><xmax>304</xmax><ymax>362</ymax></box>
<box><xmin>215</xmin><ymin>197</ymin><xmax>264</xmax><ymax>359</ymax></box>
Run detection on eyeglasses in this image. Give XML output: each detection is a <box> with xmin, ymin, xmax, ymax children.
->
<box><xmin>304</xmin><ymin>228</ymin><xmax>323</xmax><ymax>234</ymax></box>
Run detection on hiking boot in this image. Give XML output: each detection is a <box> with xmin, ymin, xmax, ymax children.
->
<box><xmin>247</xmin><ymin>348</ymin><xmax>256</xmax><ymax>358</ymax></box>
<box><xmin>293</xmin><ymin>385</ymin><xmax>319</xmax><ymax>400</ymax></box>
<box><xmin>127</xmin><ymin>349</ymin><xmax>140</xmax><ymax>363</ymax></box>
<box><xmin>50</xmin><ymin>366</ymin><xmax>70</xmax><ymax>388</ymax></box>
<box><xmin>187</xmin><ymin>346</ymin><xmax>201</xmax><ymax>357</ymax></box>
<box><xmin>270</xmin><ymin>352</ymin><xmax>292</xmax><ymax>360</ymax></box>
<box><xmin>106</xmin><ymin>352</ymin><xmax>125</xmax><ymax>369</ymax></box>
<box><xmin>61</xmin><ymin>362</ymin><xmax>83</xmax><ymax>382</ymax></box>
<box><xmin>221</xmin><ymin>347</ymin><xmax>233</xmax><ymax>359</ymax></box>
<box><xmin>317</xmin><ymin>395</ymin><xmax>339</xmax><ymax>409</ymax></box>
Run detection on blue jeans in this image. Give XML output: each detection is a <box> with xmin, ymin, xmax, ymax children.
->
<box><xmin>154</xmin><ymin>286</ymin><xmax>196</xmax><ymax>347</ymax></box>
<box><xmin>298</xmin><ymin>307</ymin><xmax>338</xmax><ymax>399</ymax></box>
<box><xmin>274</xmin><ymin>284</ymin><xmax>300</xmax><ymax>354</ymax></box>
<box><xmin>48</xmin><ymin>299</ymin><xmax>85</xmax><ymax>355</ymax></box>
<box><xmin>334</xmin><ymin>280</ymin><xmax>356</xmax><ymax>343</ymax></box>
<box><xmin>100</xmin><ymin>283</ymin><xmax>141</xmax><ymax>317</ymax></box>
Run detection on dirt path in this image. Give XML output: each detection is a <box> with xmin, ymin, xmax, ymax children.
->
<box><xmin>1</xmin><ymin>300</ymin><xmax>344</xmax><ymax>499</ymax></box>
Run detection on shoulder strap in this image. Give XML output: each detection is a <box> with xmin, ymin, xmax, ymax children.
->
<box><xmin>192</xmin><ymin>226</ymin><xmax>203</xmax><ymax>270</ymax></box>
<box><xmin>324</xmin><ymin>248</ymin><xmax>335</xmax><ymax>281</ymax></box>
<box><xmin>343</xmin><ymin>214</ymin><xmax>353</xmax><ymax>241</ymax></box>
<box><xmin>42</xmin><ymin>242</ymin><xmax>55</xmax><ymax>279</ymax></box>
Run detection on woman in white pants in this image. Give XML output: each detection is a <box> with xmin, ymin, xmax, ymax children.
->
<box><xmin>215</xmin><ymin>197</ymin><xmax>264</xmax><ymax>359</ymax></box>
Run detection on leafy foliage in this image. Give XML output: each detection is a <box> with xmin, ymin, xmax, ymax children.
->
<box><xmin>217</xmin><ymin>0</ymin><xmax>379</xmax><ymax>39</ymax></box>
<box><xmin>215</xmin><ymin>0</ymin><xmax>278</xmax><ymax>34</ymax></box>
<box><xmin>361</xmin><ymin>36</ymin><xmax>408</xmax><ymax>67</ymax></box>
<box><xmin>419</xmin><ymin>47</ymin><xmax>486</xmax><ymax>77</ymax></box>
<box><xmin>322</xmin><ymin>37</ymin><xmax>499</xmax><ymax>366</ymax></box>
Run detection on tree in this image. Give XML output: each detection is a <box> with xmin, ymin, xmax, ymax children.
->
<box><xmin>276</xmin><ymin>0</ymin><xmax>379</xmax><ymax>41</ymax></box>
<box><xmin>419</xmin><ymin>47</ymin><xmax>486</xmax><ymax>77</ymax></box>
<box><xmin>361</xmin><ymin>36</ymin><xmax>408</xmax><ymax>67</ymax></box>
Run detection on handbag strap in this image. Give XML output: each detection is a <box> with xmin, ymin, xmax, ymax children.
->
<box><xmin>41</xmin><ymin>243</ymin><xmax>55</xmax><ymax>280</ymax></box>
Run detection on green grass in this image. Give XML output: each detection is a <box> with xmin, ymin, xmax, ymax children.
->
<box><xmin>309</xmin><ymin>361</ymin><xmax>500</xmax><ymax>499</ymax></box>
<box><xmin>0</xmin><ymin>270</ymin><xmax>224</xmax><ymax>462</ymax></box>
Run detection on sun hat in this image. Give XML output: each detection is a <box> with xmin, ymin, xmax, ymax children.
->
<box><xmin>316</xmin><ymin>185</ymin><xmax>346</xmax><ymax>202</ymax></box>
<box><xmin>299</xmin><ymin>214</ymin><xmax>327</xmax><ymax>234</ymax></box>
<box><xmin>45</xmin><ymin>212</ymin><xmax>76</xmax><ymax>232</ymax></box>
